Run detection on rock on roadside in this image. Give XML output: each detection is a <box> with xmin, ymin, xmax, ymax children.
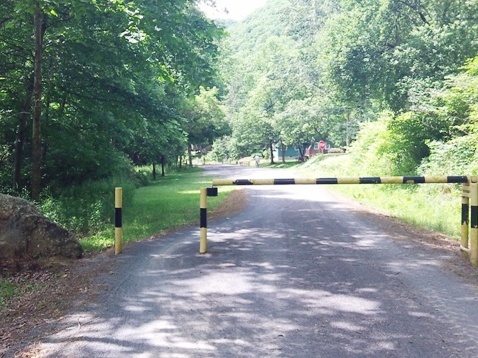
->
<box><xmin>0</xmin><ymin>194</ymin><xmax>83</xmax><ymax>259</ymax></box>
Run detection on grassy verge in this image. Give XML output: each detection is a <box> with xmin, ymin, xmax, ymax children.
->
<box><xmin>0</xmin><ymin>280</ymin><xmax>16</xmax><ymax>311</ymax></box>
<box><xmin>80</xmin><ymin>167</ymin><xmax>235</xmax><ymax>252</ymax></box>
<box><xmin>261</xmin><ymin>159</ymin><xmax>304</xmax><ymax>169</ymax></box>
<box><xmin>290</xmin><ymin>154</ymin><xmax>463</xmax><ymax>239</ymax></box>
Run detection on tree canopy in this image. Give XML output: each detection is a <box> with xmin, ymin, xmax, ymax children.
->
<box><xmin>0</xmin><ymin>0</ymin><xmax>226</xmax><ymax>198</ymax></box>
<box><xmin>216</xmin><ymin>0</ymin><xmax>478</xmax><ymax>171</ymax></box>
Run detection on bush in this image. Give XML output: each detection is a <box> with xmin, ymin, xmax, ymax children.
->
<box><xmin>348</xmin><ymin>113</ymin><xmax>397</xmax><ymax>176</ymax></box>
<box><xmin>133</xmin><ymin>167</ymin><xmax>152</xmax><ymax>187</ymax></box>
<box><xmin>39</xmin><ymin>176</ymin><xmax>136</xmax><ymax>237</ymax></box>
<box><xmin>418</xmin><ymin>136</ymin><xmax>478</xmax><ymax>176</ymax></box>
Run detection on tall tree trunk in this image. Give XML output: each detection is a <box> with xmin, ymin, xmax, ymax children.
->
<box><xmin>280</xmin><ymin>140</ymin><xmax>285</xmax><ymax>163</ymax></box>
<box><xmin>31</xmin><ymin>4</ymin><xmax>45</xmax><ymax>201</ymax></box>
<box><xmin>13</xmin><ymin>113</ymin><xmax>27</xmax><ymax>191</ymax></box>
<box><xmin>346</xmin><ymin>111</ymin><xmax>350</xmax><ymax>147</ymax></box>
<box><xmin>161</xmin><ymin>155</ymin><xmax>165</xmax><ymax>177</ymax></box>
<box><xmin>269</xmin><ymin>140</ymin><xmax>275</xmax><ymax>165</ymax></box>
<box><xmin>188</xmin><ymin>143</ymin><xmax>193</xmax><ymax>167</ymax></box>
<box><xmin>152</xmin><ymin>161</ymin><xmax>156</xmax><ymax>180</ymax></box>
<box><xmin>13</xmin><ymin>75</ymin><xmax>34</xmax><ymax>191</ymax></box>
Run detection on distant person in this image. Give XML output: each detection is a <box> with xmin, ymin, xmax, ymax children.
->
<box><xmin>254</xmin><ymin>155</ymin><xmax>260</xmax><ymax>167</ymax></box>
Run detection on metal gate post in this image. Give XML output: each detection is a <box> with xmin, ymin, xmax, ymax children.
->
<box><xmin>469</xmin><ymin>178</ymin><xmax>478</xmax><ymax>266</ymax></box>
<box><xmin>115</xmin><ymin>187</ymin><xmax>123</xmax><ymax>255</ymax></box>
<box><xmin>461</xmin><ymin>182</ymin><xmax>470</xmax><ymax>257</ymax></box>
<box><xmin>200</xmin><ymin>188</ymin><xmax>208</xmax><ymax>254</ymax></box>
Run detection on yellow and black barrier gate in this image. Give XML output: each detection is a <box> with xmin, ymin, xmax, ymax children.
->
<box><xmin>200</xmin><ymin>175</ymin><xmax>478</xmax><ymax>266</ymax></box>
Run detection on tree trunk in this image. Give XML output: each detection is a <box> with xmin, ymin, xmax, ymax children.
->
<box><xmin>13</xmin><ymin>75</ymin><xmax>34</xmax><ymax>191</ymax></box>
<box><xmin>31</xmin><ymin>4</ymin><xmax>45</xmax><ymax>201</ymax></box>
<box><xmin>346</xmin><ymin>111</ymin><xmax>350</xmax><ymax>147</ymax></box>
<box><xmin>298</xmin><ymin>144</ymin><xmax>305</xmax><ymax>160</ymax></box>
<box><xmin>269</xmin><ymin>140</ymin><xmax>275</xmax><ymax>165</ymax></box>
<box><xmin>152</xmin><ymin>161</ymin><xmax>156</xmax><ymax>180</ymax></box>
<box><xmin>188</xmin><ymin>144</ymin><xmax>193</xmax><ymax>167</ymax></box>
<box><xmin>280</xmin><ymin>140</ymin><xmax>286</xmax><ymax>163</ymax></box>
<box><xmin>161</xmin><ymin>155</ymin><xmax>165</xmax><ymax>177</ymax></box>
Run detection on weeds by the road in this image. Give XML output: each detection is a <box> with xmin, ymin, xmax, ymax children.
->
<box><xmin>0</xmin><ymin>280</ymin><xmax>15</xmax><ymax>311</ymax></box>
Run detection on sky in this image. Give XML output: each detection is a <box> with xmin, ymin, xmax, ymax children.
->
<box><xmin>198</xmin><ymin>0</ymin><xmax>268</xmax><ymax>21</ymax></box>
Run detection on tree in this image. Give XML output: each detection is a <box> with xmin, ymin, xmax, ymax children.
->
<box><xmin>182</xmin><ymin>86</ymin><xmax>229</xmax><ymax>166</ymax></box>
<box><xmin>0</xmin><ymin>0</ymin><xmax>225</xmax><ymax>196</ymax></box>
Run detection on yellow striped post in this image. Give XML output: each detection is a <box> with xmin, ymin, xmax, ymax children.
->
<box><xmin>461</xmin><ymin>182</ymin><xmax>470</xmax><ymax>256</ymax></box>
<box><xmin>200</xmin><ymin>188</ymin><xmax>208</xmax><ymax>254</ymax></box>
<box><xmin>115</xmin><ymin>187</ymin><xmax>123</xmax><ymax>255</ymax></box>
<box><xmin>199</xmin><ymin>187</ymin><xmax>218</xmax><ymax>254</ymax></box>
<box><xmin>470</xmin><ymin>178</ymin><xmax>478</xmax><ymax>266</ymax></box>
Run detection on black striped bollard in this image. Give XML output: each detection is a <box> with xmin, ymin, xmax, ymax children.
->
<box><xmin>470</xmin><ymin>178</ymin><xmax>478</xmax><ymax>266</ymax></box>
<box><xmin>461</xmin><ymin>182</ymin><xmax>470</xmax><ymax>257</ymax></box>
<box><xmin>115</xmin><ymin>187</ymin><xmax>123</xmax><ymax>255</ymax></box>
<box><xmin>199</xmin><ymin>187</ymin><xmax>218</xmax><ymax>254</ymax></box>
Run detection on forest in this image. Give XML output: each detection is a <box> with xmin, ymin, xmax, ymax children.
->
<box><xmin>0</xmin><ymin>0</ymin><xmax>228</xmax><ymax>200</ymax></box>
<box><xmin>1</xmin><ymin>0</ymin><xmax>478</xmax><ymax>237</ymax></box>
<box><xmin>213</xmin><ymin>0</ymin><xmax>478</xmax><ymax>177</ymax></box>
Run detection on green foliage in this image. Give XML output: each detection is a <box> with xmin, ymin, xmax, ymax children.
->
<box><xmin>316</xmin><ymin>0</ymin><xmax>478</xmax><ymax>111</ymax></box>
<box><xmin>413</xmin><ymin>56</ymin><xmax>478</xmax><ymax>177</ymax></box>
<box><xmin>184</xmin><ymin>86</ymin><xmax>230</xmax><ymax>149</ymax></box>
<box><xmin>39</xmin><ymin>176</ymin><xmax>136</xmax><ymax>236</ymax></box>
<box><xmin>348</xmin><ymin>114</ymin><xmax>397</xmax><ymax>176</ymax></box>
<box><xmin>209</xmin><ymin>136</ymin><xmax>240</xmax><ymax>162</ymax></box>
<box><xmin>419</xmin><ymin>137</ymin><xmax>478</xmax><ymax>176</ymax></box>
<box><xmin>385</xmin><ymin>112</ymin><xmax>433</xmax><ymax>175</ymax></box>
<box><xmin>0</xmin><ymin>280</ymin><xmax>16</xmax><ymax>310</ymax></box>
<box><xmin>0</xmin><ymin>0</ymin><xmax>225</xmax><ymax>199</ymax></box>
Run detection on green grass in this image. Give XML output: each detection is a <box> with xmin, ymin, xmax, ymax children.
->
<box><xmin>80</xmin><ymin>167</ymin><xmax>234</xmax><ymax>252</ymax></box>
<box><xmin>0</xmin><ymin>280</ymin><xmax>17</xmax><ymax>311</ymax></box>
<box><xmin>288</xmin><ymin>154</ymin><xmax>463</xmax><ymax>239</ymax></box>
<box><xmin>261</xmin><ymin>159</ymin><xmax>304</xmax><ymax>169</ymax></box>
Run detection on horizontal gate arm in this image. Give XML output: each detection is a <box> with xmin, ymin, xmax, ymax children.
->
<box><xmin>211</xmin><ymin>176</ymin><xmax>470</xmax><ymax>186</ymax></box>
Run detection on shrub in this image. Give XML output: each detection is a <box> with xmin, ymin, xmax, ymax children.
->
<box><xmin>39</xmin><ymin>176</ymin><xmax>136</xmax><ymax>237</ymax></box>
<box><xmin>419</xmin><ymin>136</ymin><xmax>478</xmax><ymax>176</ymax></box>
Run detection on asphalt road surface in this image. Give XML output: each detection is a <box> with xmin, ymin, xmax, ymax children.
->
<box><xmin>38</xmin><ymin>165</ymin><xmax>478</xmax><ymax>357</ymax></box>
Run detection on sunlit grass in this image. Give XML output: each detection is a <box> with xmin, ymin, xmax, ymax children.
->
<box><xmin>0</xmin><ymin>280</ymin><xmax>16</xmax><ymax>311</ymax></box>
<box><xmin>262</xmin><ymin>159</ymin><xmax>303</xmax><ymax>169</ymax></box>
<box><xmin>80</xmin><ymin>168</ymin><xmax>234</xmax><ymax>252</ymax></box>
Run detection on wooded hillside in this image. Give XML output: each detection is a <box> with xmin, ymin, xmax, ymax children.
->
<box><xmin>214</xmin><ymin>0</ymin><xmax>478</xmax><ymax>176</ymax></box>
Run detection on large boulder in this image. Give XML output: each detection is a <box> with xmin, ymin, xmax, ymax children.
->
<box><xmin>0</xmin><ymin>194</ymin><xmax>83</xmax><ymax>259</ymax></box>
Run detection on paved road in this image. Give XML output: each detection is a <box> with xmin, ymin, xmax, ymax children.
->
<box><xmin>38</xmin><ymin>165</ymin><xmax>478</xmax><ymax>357</ymax></box>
